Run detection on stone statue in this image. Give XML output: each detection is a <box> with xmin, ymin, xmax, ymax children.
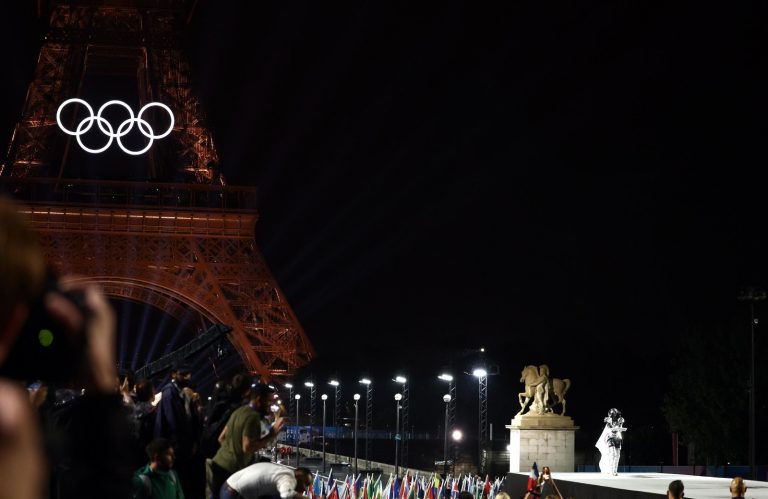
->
<box><xmin>517</xmin><ymin>365</ymin><xmax>571</xmax><ymax>416</ymax></box>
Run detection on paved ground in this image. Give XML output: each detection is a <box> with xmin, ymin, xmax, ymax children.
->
<box><xmin>511</xmin><ymin>472</ymin><xmax>768</xmax><ymax>498</ymax></box>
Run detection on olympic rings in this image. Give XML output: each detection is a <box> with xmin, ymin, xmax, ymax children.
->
<box><xmin>56</xmin><ymin>98</ymin><xmax>175</xmax><ymax>155</ymax></box>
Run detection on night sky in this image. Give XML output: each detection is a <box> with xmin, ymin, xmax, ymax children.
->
<box><xmin>1</xmin><ymin>1</ymin><xmax>765</xmax><ymax>463</ymax></box>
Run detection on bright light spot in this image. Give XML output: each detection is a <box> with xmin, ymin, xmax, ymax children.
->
<box><xmin>353</xmin><ymin>393</ymin><xmax>361</xmax><ymax>400</ymax></box>
<box><xmin>438</xmin><ymin>373</ymin><xmax>453</xmax><ymax>382</ymax></box>
<box><xmin>473</xmin><ymin>368</ymin><xmax>487</xmax><ymax>377</ymax></box>
<box><xmin>395</xmin><ymin>393</ymin><xmax>403</xmax><ymax>401</ymax></box>
<box><xmin>329</xmin><ymin>380</ymin><xmax>340</xmax><ymax>386</ymax></box>
<box><xmin>321</xmin><ymin>394</ymin><xmax>328</xmax><ymax>400</ymax></box>
<box><xmin>395</xmin><ymin>376</ymin><xmax>407</xmax><ymax>383</ymax></box>
<box><xmin>452</xmin><ymin>430</ymin><xmax>463</xmax><ymax>441</ymax></box>
<box><xmin>359</xmin><ymin>378</ymin><xmax>371</xmax><ymax>385</ymax></box>
<box><xmin>38</xmin><ymin>329</ymin><xmax>54</xmax><ymax>347</ymax></box>
<box><xmin>443</xmin><ymin>394</ymin><xmax>452</xmax><ymax>403</ymax></box>
<box><xmin>295</xmin><ymin>394</ymin><xmax>301</xmax><ymax>400</ymax></box>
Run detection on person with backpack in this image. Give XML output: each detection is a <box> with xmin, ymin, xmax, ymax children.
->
<box><xmin>201</xmin><ymin>374</ymin><xmax>249</xmax><ymax>459</ymax></box>
<box><xmin>133</xmin><ymin>438</ymin><xmax>185</xmax><ymax>499</ymax></box>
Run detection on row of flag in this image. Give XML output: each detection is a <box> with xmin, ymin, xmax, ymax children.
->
<box><xmin>307</xmin><ymin>471</ymin><xmax>507</xmax><ymax>499</ymax></box>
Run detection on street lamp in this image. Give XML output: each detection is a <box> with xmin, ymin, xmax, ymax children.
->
<box><xmin>305</xmin><ymin>381</ymin><xmax>316</xmax><ymax>455</ymax></box>
<box><xmin>451</xmin><ymin>429</ymin><xmax>463</xmax><ymax>476</ymax></box>
<box><xmin>270</xmin><ymin>403</ymin><xmax>280</xmax><ymax>462</ymax></box>
<box><xmin>473</xmin><ymin>367</ymin><xmax>488</xmax><ymax>474</ymax></box>
<box><xmin>329</xmin><ymin>380</ymin><xmax>341</xmax><ymax>461</ymax></box>
<box><xmin>285</xmin><ymin>383</ymin><xmax>294</xmax><ymax>422</ymax></box>
<box><xmin>294</xmin><ymin>393</ymin><xmax>301</xmax><ymax>467</ymax></box>
<box><xmin>394</xmin><ymin>375</ymin><xmax>409</xmax><ymax>467</ymax></box>
<box><xmin>360</xmin><ymin>378</ymin><xmax>372</xmax><ymax>469</ymax></box>
<box><xmin>321</xmin><ymin>394</ymin><xmax>328</xmax><ymax>472</ymax></box>
<box><xmin>442</xmin><ymin>394</ymin><xmax>452</xmax><ymax>476</ymax></box>
<box><xmin>394</xmin><ymin>393</ymin><xmax>403</xmax><ymax>477</ymax></box>
<box><xmin>353</xmin><ymin>393</ymin><xmax>361</xmax><ymax>475</ymax></box>
<box><xmin>438</xmin><ymin>372</ymin><xmax>456</xmax><ymax>469</ymax></box>
<box><xmin>738</xmin><ymin>287</ymin><xmax>766</xmax><ymax>480</ymax></box>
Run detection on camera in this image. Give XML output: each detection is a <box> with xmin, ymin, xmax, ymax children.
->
<box><xmin>0</xmin><ymin>268</ymin><xmax>89</xmax><ymax>384</ymax></box>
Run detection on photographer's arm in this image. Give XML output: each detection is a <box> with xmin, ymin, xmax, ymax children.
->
<box><xmin>45</xmin><ymin>280</ymin><xmax>133</xmax><ymax>499</ymax></box>
<box><xmin>46</xmin><ymin>280</ymin><xmax>117</xmax><ymax>393</ymax></box>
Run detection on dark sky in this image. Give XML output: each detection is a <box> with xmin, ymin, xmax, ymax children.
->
<box><xmin>1</xmin><ymin>1</ymin><xmax>765</xmax><ymax>461</ymax></box>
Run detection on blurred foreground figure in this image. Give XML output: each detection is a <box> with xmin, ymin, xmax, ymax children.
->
<box><xmin>0</xmin><ymin>196</ymin><xmax>132</xmax><ymax>499</ymax></box>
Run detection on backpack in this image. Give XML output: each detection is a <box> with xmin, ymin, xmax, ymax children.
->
<box><xmin>200</xmin><ymin>404</ymin><xmax>235</xmax><ymax>458</ymax></box>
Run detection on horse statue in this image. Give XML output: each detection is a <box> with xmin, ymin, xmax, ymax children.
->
<box><xmin>517</xmin><ymin>364</ymin><xmax>572</xmax><ymax>416</ymax></box>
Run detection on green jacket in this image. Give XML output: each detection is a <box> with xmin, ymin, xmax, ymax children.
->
<box><xmin>132</xmin><ymin>464</ymin><xmax>185</xmax><ymax>499</ymax></box>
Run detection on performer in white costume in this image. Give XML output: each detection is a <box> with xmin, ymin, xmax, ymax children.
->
<box><xmin>595</xmin><ymin>408</ymin><xmax>626</xmax><ymax>475</ymax></box>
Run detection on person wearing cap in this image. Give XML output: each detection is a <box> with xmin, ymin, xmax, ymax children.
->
<box><xmin>154</xmin><ymin>362</ymin><xmax>197</xmax><ymax>498</ymax></box>
<box><xmin>208</xmin><ymin>383</ymin><xmax>285</xmax><ymax>499</ymax></box>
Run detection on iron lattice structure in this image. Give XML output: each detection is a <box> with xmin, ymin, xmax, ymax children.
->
<box><xmin>364</xmin><ymin>383</ymin><xmax>373</xmax><ymax>468</ymax></box>
<box><xmin>401</xmin><ymin>381</ymin><xmax>409</xmax><ymax>467</ymax></box>
<box><xmin>0</xmin><ymin>1</ymin><xmax>314</xmax><ymax>380</ymax></box>
<box><xmin>478</xmin><ymin>374</ymin><xmax>488</xmax><ymax>474</ymax></box>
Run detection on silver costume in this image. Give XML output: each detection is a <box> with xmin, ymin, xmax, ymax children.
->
<box><xmin>595</xmin><ymin>408</ymin><xmax>627</xmax><ymax>475</ymax></box>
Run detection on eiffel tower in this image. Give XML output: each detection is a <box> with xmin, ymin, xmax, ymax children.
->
<box><xmin>0</xmin><ymin>0</ymin><xmax>314</xmax><ymax>380</ymax></box>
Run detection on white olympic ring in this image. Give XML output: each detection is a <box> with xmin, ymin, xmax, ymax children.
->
<box><xmin>56</xmin><ymin>98</ymin><xmax>175</xmax><ymax>155</ymax></box>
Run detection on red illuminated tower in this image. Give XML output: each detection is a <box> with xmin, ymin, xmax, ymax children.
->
<box><xmin>1</xmin><ymin>1</ymin><xmax>314</xmax><ymax>379</ymax></box>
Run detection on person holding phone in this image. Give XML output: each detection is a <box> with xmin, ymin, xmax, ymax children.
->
<box><xmin>537</xmin><ymin>466</ymin><xmax>563</xmax><ymax>499</ymax></box>
<box><xmin>0</xmin><ymin>196</ymin><xmax>131</xmax><ymax>499</ymax></box>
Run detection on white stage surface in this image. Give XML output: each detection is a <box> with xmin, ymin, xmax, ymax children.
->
<box><xmin>507</xmin><ymin>472</ymin><xmax>768</xmax><ymax>498</ymax></box>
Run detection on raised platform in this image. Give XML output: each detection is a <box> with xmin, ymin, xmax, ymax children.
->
<box><xmin>506</xmin><ymin>472</ymin><xmax>768</xmax><ymax>499</ymax></box>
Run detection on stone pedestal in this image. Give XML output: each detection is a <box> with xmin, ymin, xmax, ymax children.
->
<box><xmin>506</xmin><ymin>414</ymin><xmax>578</xmax><ymax>473</ymax></box>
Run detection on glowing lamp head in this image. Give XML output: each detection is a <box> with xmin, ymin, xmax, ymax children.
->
<box><xmin>395</xmin><ymin>376</ymin><xmax>407</xmax><ymax>384</ymax></box>
<box><xmin>443</xmin><ymin>394</ymin><xmax>452</xmax><ymax>403</ymax></box>
<box><xmin>353</xmin><ymin>393</ymin><xmax>361</xmax><ymax>401</ymax></box>
<box><xmin>394</xmin><ymin>393</ymin><xmax>403</xmax><ymax>401</ymax></box>
<box><xmin>359</xmin><ymin>378</ymin><xmax>371</xmax><ymax>385</ymax></box>
<box><xmin>452</xmin><ymin>429</ymin><xmax>463</xmax><ymax>441</ymax></box>
<box><xmin>294</xmin><ymin>394</ymin><xmax>301</xmax><ymax>400</ymax></box>
<box><xmin>321</xmin><ymin>394</ymin><xmax>328</xmax><ymax>401</ymax></box>
<box><xmin>329</xmin><ymin>380</ymin><xmax>340</xmax><ymax>386</ymax></box>
<box><xmin>304</xmin><ymin>381</ymin><xmax>314</xmax><ymax>388</ymax></box>
<box><xmin>285</xmin><ymin>383</ymin><xmax>293</xmax><ymax>389</ymax></box>
<box><xmin>473</xmin><ymin>368</ymin><xmax>488</xmax><ymax>377</ymax></box>
<box><xmin>438</xmin><ymin>373</ymin><xmax>453</xmax><ymax>382</ymax></box>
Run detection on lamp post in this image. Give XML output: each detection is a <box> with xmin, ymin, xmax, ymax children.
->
<box><xmin>442</xmin><ymin>394</ymin><xmax>452</xmax><ymax>476</ymax></box>
<box><xmin>451</xmin><ymin>429</ymin><xmax>463</xmax><ymax>476</ymax></box>
<box><xmin>270</xmin><ymin>402</ymin><xmax>280</xmax><ymax>462</ymax></box>
<box><xmin>473</xmin><ymin>367</ymin><xmax>488</xmax><ymax>474</ymax></box>
<box><xmin>329</xmin><ymin>380</ymin><xmax>340</xmax><ymax>460</ymax></box>
<box><xmin>394</xmin><ymin>393</ymin><xmax>403</xmax><ymax>477</ymax></box>
<box><xmin>286</xmin><ymin>383</ymin><xmax>294</xmax><ymax>423</ymax></box>
<box><xmin>395</xmin><ymin>375</ymin><xmax>408</xmax><ymax>467</ymax></box>
<box><xmin>438</xmin><ymin>372</ymin><xmax>456</xmax><ymax>470</ymax></box>
<box><xmin>294</xmin><ymin>393</ymin><xmax>301</xmax><ymax>467</ymax></box>
<box><xmin>360</xmin><ymin>378</ymin><xmax>372</xmax><ymax>470</ymax></box>
<box><xmin>305</xmin><ymin>381</ymin><xmax>316</xmax><ymax>455</ymax></box>
<box><xmin>321</xmin><ymin>393</ymin><xmax>328</xmax><ymax>473</ymax></box>
<box><xmin>738</xmin><ymin>287</ymin><xmax>766</xmax><ymax>480</ymax></box>
<box><xmin>353</xmin><ymin>393</ymin><xmax>360</xmax><ymax>475</ymax></box>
